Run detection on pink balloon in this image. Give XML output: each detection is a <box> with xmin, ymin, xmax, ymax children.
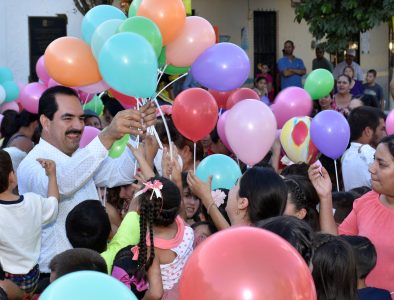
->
<box><xmin>78</xmin><ymin>80</ymin><xmax>110</xmax><ymax>94</ymax></box>
<box><xmin>226</xmin><ymin>88</ymin><xmax>259</xmax><ymax>110</ymax></box>
<box><xmin>225</xmin><ymin>99</ymin><xmax>277</xmax><ymax>166</ymax></box>
<box><xmin>78</xmin><ymin>90</ymin><xmax>94</xmax><ymax>104</ymax></box>
<box><xmin>79</xmin><ymin>126</ymin><xmax>101</xmax><ymax>148</ymax></box>
<box><xmin>271</xmin><ymin>87</ymin><xmax>312</xmax><ymax>129</ymax></box>
<box><xmin>15</xmin><ymin>81</ymin><xmax>26</xmax><ymax>104</ymax></box>
<box><xmin>36</xmin><ymin>56</ymin><xmax>51</xmax><ymax>85</ymax></box>
<box><xmin>386</xmin><ymin>110</ymin><xmax>394</xmax><ymax>135</ymax></box>
<box><xmin>166</xmin><ymin>16</ymin><xmax>216</xmax><ymax>67</ymax></box>
<box><xmin>20</xmin><ymin>82</ymin><xmax>47</xmax><ymax>114</ymax></box>
<box><xmin>217</xmin><ymin>111</ymin><xmax>232</xmax><ymax>152</ymax></box>
<box><xmin>0</xmin><ymin>101</ymin><xmax>20</xmax><ymax>113</ymax></box>
<box><xmin>47</xmin><ymin>78</ymin><xmax>60</xmax><ymax>88</ymax></box>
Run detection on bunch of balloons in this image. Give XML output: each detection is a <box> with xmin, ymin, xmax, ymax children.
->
<box><xmin>0</xmin><ymin>67</ymin><xmax>20</xmax><ymax>107</ymax></box>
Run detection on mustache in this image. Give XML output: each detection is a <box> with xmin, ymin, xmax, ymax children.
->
<box><xmin>65</xmin><ymin>130</ymin><xmax>82</xmax><ymax>135</ymax></box>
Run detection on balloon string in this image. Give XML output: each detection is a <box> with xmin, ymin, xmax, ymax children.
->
<box><xmin>334</xmin><ymin>159</ymin><xmax>340</xmax><ymax>192</ymax></box>
<box><xmin>153</xmin><ymin>97</ymin><xmax>173</xmax><ymax>161</ymax></box>
<box><xmin>193</xmin><ymin>142</ymin><xmax>196</xmax><ymax>173</ymax></box>
<box><xmin>157</xmin><ymin>64</ymin><xmax>168</xmax><ymax>85</ymax></box>
<box><xmin>133</xmin><ymin>101</ymin><xmax>141</xmax><ymax>176</ymax></box>
<box><xmin>152</xmin><ymin>72</ymin><xmax>188</xmax><ymax>100</ymax></box>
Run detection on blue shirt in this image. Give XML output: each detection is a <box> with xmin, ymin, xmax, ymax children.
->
<box><xmin>277</xmin><ymin>56</ymin><xmax>305</xmax><ymax>89</ymax></box>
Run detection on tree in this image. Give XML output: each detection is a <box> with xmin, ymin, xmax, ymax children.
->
<box><xmin>294</xmin><ymin>0</ymin><xmax>394</xmax><ymax>53</ymax></box>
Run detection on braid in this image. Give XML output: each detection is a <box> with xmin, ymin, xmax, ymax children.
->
<box><xmin>136</xmin><ymin>199</ymin><xmax>150</xmax><ymax>279</ymax></box>
<box><xmin>145</xmin><ymin>204</ymin><xmax>155</xmax><ymax>273</ymax></box>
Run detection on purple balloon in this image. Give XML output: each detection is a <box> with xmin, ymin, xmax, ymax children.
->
<box><xmin>310</xmin><ymin>110</ymin><xmax>350</xmax><ymax>160</ymax></box>
<box><xmin>191</xmin><ymin>43</ymin><xmax>250</xmax><ymax>91</ymax></box>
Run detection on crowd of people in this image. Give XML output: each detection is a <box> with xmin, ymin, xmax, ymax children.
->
<box><xmin>0</xmin><ymin>38</ymin><xmax>394</xmax><ymax>300</ymax></box>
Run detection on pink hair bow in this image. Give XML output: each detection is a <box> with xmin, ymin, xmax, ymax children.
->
<box><xmin>112</xmin><ymin>266</ymin><xmax>148</xmax><ymax>291</ymax></box>
<box><xmin>134</xmin><ymin>179</ymin><xmax>163</xmax><ymax>200</ymax></box>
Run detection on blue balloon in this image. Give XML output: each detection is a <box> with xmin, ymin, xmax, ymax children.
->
<box><xmin>40</xmin><ymin>271</ymin><xmax>137</xmax><ymax>300</ymax></box>
<box><xmin>82</xmin><ymin>5</ymin><xmax>126</xmax><ymax>45</ymax></box>
<box><xmin>191</xmin><ymin>43</ymin><xmax>250</xmax><ymax>91</ymax></box>
<box><xmin>91</xmin><ymin>19</ymin><xmax>123</xmax><ymax>59</ymax></box>
<box><xmin>196</xmin><ymin>154</ymin><xmax>242</xmax><ymax>190</ymax></box>
<box><xmin>0</xmin><ymin>67</ymin><xmax>13</xmax><ymax>83</ymax></box>
<box><xmin>99</xmin><ymin>32</ymin><xmax>158</xmax><ymax>98</ymax></box>
<box><xmin>2</xmin><ymin>81</ymin><xmax>19</xmax><ymax>102</ymax></box>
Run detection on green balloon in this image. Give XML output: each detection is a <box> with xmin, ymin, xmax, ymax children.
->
<box><xmin>118</xmin><ymin>16</ymin><xmax>163</xmax><ymax>57</ymax></box>
<box><xmin>2</xmin><ymin>81</ymin><xmax>19</xmax><ymax>102</ymax></box>
<box><xmin>158</xmin><ymin>47</ymin><xmax>166</xmax><ymax>68</ymax></box>
<box><xmin>0</xmin><ymin>68</ymin><xmax>13</xmax><ymax>83</ymax></box>
<box><xmin>304</xmin><ymin>69</ymin><xmax>334</xmax><ymax>100</ymax></box>
<box><xmin>128</xmin><ymin>0</ymin><xmax>142</xmax><ymax>17</ymax></box>
<box><xmin>109</xmin><ymin>134</ymin><xmax>129</xmax><ymax>158</ymax></box>
<box><xmin>84</xmin><ymin>95</ymin><xmax>104</xmax><ymax>115</ymax></box>
<box><xmin>158</xmin><ymin>47</ymin><xmax>190</xmax><ymax>75</ymax></box>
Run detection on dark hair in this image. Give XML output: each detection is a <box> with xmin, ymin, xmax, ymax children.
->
<box><xmin>136</xmin><ymin>176</ymin><xmax>181</xmax><ymax>279</ymax></box>
<box><xmin>181</xmin><ymin>172</ymin><xmax>202</xmax><ymax>223</ymax></box>
<box><xmin>239</xmin><ymin>167</ymin><xmax>287</xmax><ymax>223</ymax></box>
<box><xmin>0</xmin><ymin>150</ymin><xmax>13</xmax><ymax>193</ymax></box>
<box><xmin>176</xmin><ymin>135</ymin><xmax>204</xmax><ymax>162</ymax></box>
<box><xmin>359</xmin><ymin>94</ymin><xmax>379</xmax><ymax>108</ymax></box>
<box><xmin>39</xmin><ymin>86</ymin><xmax>79</xmax><ymax>122</ymax></box>
<box><xmin>340</xmin><ymin>235</ymin><xmax>377</xmax><ymax>279</ymax></box>
<box><xmin>256</xmin><ymin>216</ymin><xmax>315</xmax><ymax>265</ymax></box>
<box><xmin>332</xmin><ymin>192</ymin><xmax>355</xmax><ymax>224</ymax></box>
<box><xmin>284</xmin><ymin>40</ymin><xmax>294</xmax><ymax>47</ymax></box>
<box><xmin>284</xmin><ymin>175</ymin><xmax>320</xmax><ymax>231</ymax></box>
<box><xmin>101</xmin><ymin>93</ymin><xmax>124</xmax><ymax>117</ymax></box>
<box><xmin>281</xmin><ymin>163</ymin><xmax>309</xmax><ymax>178</ymax></box>
<box><xmin>254</xmin><ymin>76</ymin><xmax>267</xmax><ymax>86</ymax></box>
<box><xmin>343</xmin><ymin>65</ymin><xmax>355</xmax><ymax>77</ymax></box>
<box><xmin>209</xmin><ymin>125</ymin><xmax>220</xmax><ymax>144</ymax></box>
<box><xmin>65</xmin><ymin>200</ymin><xmax>111</xmax><ymax>253</ymax></box>
<box><xmin>378</xmin><ymin>134</ymin><xmax>394</xmax><ymax>158</ymax></box>
<box><xmin>49</xmin><ymin>248</ymin><xmax>107</xmax><ymax>280</ymax></box>
<box><xmin>348</xmin><ymin>186</ymin><xmax>371</xmax><ymax>199</ymax></box>
<box><xmin>367</xmin><ymin>69</ymin><xmax>377</xmax><ymax>77</ymax></box>
<box><xmin>155</xmin><ymin>115</ymin><xmax>180</xmax><ymax>146</ymax></box>
<box><xmin>348</xmin><ymin>106</ymin><xmax>382</xmax><ymax>141</ymax></box>
<box><xmin>337</xmin><ymin>74</ymin><xmax>352</xmax><ymax>84</ymax></box>
<box><xmin>312</xmin><ymin>234</ymin><xmax>357</xmax><ymax>300</ymax></box>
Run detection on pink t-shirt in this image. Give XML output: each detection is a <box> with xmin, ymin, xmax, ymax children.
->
<box><xmin>339</xmin><ymin>191</ymin><xmax>394</xmax><ymax>292</ymax></box>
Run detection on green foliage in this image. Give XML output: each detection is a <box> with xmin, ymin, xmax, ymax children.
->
<box><xmin>295</xmin><ymin>0</ymin><xmax>394</xmax><ymax>53</ymax></box>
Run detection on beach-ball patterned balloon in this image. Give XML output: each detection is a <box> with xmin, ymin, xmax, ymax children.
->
<box><xmin>280</xmin><ymin>116</ymin><xmax>319</xmax><ymax>164</ymax></box>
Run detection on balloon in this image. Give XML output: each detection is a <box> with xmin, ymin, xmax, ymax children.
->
<box><xmin>78</xmin><ymin>91</ymin><xmax>94</xmax><ymax>104</ymax></box>
<box><xmin>78</xmin><ymin>80</ymin><xmax>110</xmax><ymax>94</ymax></box>
<box><xmin>226</xmin><ymin>88</ymin><xmax>259</xmax><ymax>109</ymax></box>
<box><xmin>20</xmin><ymin>82</ymin><xmax>47</xmax><ymax>114</ymax></box>
<box><xmin>156</xmin><ymin>104</ymin><xmax>172</xmax><ymax>117</ymax></box>
<box><xmin>91</xmin><ymin>19</ymin><xmax>123</xmax><ymax>59</ymax></box>
<box><xmin>0</xmin><ymin>114</ymin><xmax>3</xmax><ymax>127</ymax></box>
<box><xmin>128</xmin><ymin>0</ymin><xmax>142</xmax><ymax>16</ymax></box>
<box><xmin>137</xmin><ymin>0</ymin><xmax>186</xmax><ymax>45</ymax></box>
<box><xmin>117</xmin><ymin>16</ymin><xmax>162</xmax><ymax>57</ymax></box>
<box><xmin>36</xmin><ymin>55</ymin><xmax>50</xmax><ymax>84</ymax></box>
<box><xmin>386</xmin><ymin>110</ymin><xmax>394</xmax><ymax>135</ymax></box>
<box><xmin>79</xmin><ymin>126</ymin><xmax>101</xmax><ymax>148</ymax></box>
<box><xmin>226</xmin><ymin>100</ymin><xmax>277</xmax><ymax>166</ymax></box>
<box><xmin>0</xmin><ymin>101</ymin><xmax>20</xmax><ymax>113</ymax></box>
<box><xmin>172</xmin><ymin>88</ymin><xmax>218</xmax><ymax>142</ymax></box>
<box><xmin>158</xmin><ymin>47</ymin><xmax>190</xmax><ymax>75</ymax></box>
<box><xmin>99</xmin><ymin>32</ymin><xmax>157</xmax><ymax>98</ymax></box>
<box><xmin>15</xmin><ymin>81</ymin><xmax>26</xmax><ymax>104</ymax></box>
<box><xmin>82</xmin><ymin>5</ymin><xmax>126</xmax><ymax>45</ymax></box>
<box><xmin>2</xmin><ymin>81</ymin><xmax>20</xmax><ymax>102</ymax></box>
<box><xmin>166</xmin><ymin>16</ymin><xmax>215</xmax><ymax>67</ymax></box>
<box><xmin>108</xmin><ymin>88</ymin><xmax>137</xmax><ymax>109</ymax></box>
<box><xmin>45</xmin><ymin>37</ymin><xmax>102</xmax><ymax>87</ymax></box>
<box><xmin>109</xmin><ymin>134</ymin><xmax>130</xmax><ymax>158</ymax></box>
<box><xmin>271</xmin><ymin>87</ymin><xmax>313</xmax><ymax>129</ymax></box>
<box><xmin>179</xmin><ymin>227</ymin><xmax>316</xmax><ymax>300</ymax></box>
<box><xmin>196</xmin><ymin>154</ymin><xmax>241</xmax><ymax>190</ymax></box>
<box><xmin>208</xmin><ymin>89</ymin><xmax>234</xmax><ymax>109</ymax></box>
<box><xmin>191</xmin><ymin>43</ymin><xmax>250</xmax><ymax>91</ymax></box>
<box><xmin>40</xmin><ymin>271</ymin><xmax>137</xmax><ymax>300</ymax></box>
<box><xmin>216</xmin><ymin>111</ymin><xmax>232</xmax><ymax>151</ymax></box>
<box><xmin>0</xmin><ymin>67</ymin><xmax>13</xmax><ymax>83</ymax></box>
<box><xmin>310</xmin><ymin>110</ymin><xmax>350</xmax><ymax>160</ymax></box>
<box><xmin>0</xmin><ymin>85</ymin><xmax>6</xmax><ymax>105</ymax></box>
<box><xmin>47</xmin><ymin>78</ymin><xmax>60</xmax><ymax>88</ymax></box>
<box><xmin>280</xmin><ymin>116</ymin><xmax>319</xmax><ymax>164</ymax></box>
<box><xmin>304</xmin><ymin>69</ymin><xmax>334</xmax><ymax>100</ymax></box>
<box><xmin>84</xmin><ymin>95</ymin><xmax>104</xmax><ymax>115</ymax></box>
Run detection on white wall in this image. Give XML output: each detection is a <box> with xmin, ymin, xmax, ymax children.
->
<box><xmin>0</xmin><ymin>0</ymin><xmax>83</xmax><ymax>82</ymax></box>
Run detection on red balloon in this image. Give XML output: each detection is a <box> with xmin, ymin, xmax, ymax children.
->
<box><xmin>109</xmin><ymin>88</ymin><xmax>137</xmax><ymax>109</ymax></box>
<box><xmin>179</xmin><ymin>227</ymin><xmax>316</xmax><ymax>300</ymax></box>
<box><xmin>226</xmin><ymin>88</ymin><xmax>259</xmax><ymax>109</ymax></box>
<box><xmin>208</xmin><ymin>89</ymin><xmax>234</xmax><ymax>109</ymax></box>
<box><xmin>172</xmin><ymin>88</ymin><xmax>218</xmax><ymax>142</ymax></box>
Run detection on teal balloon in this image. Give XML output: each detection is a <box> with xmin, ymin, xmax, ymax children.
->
<box><xmin>40</xmin><ymin>271</ymin><xmax>137</xmax><ymax>300</ymax></box>
<box><xmin>91</xmin><ymin>19</ymin><xmax>123</xmax><ymax>59</ymax></box>
<box><xmin>99</xmin><ymin>32</ymin><xmax>158</xmax><ymax>98</ymax></box>
<box><xmin>109</xmin><ymin>134</ymin><xmax>129</xmax><ymax>158</ymax></box>
<box><xmin>2</xmin><ymin>81</ymin><xmax>20</xmax><ymax>102</ymax></box>
<box><xmin>82</xmin><ymin>5</ymin><xmax>126</xmax><ymax>45</ymax></box>
<box><xmin>84</xmin><ymin>95</ymin><xmax>104</xmax><ymax>115</ymax></box>
<box><xmin>0</xmin><ymin>67</ymin><xmax>13</xmax><ymax>83</ymax></box>
<box><xmin>304</xmin><ymin>68</ymin><xmax>334</xmax><ymax>100</ymax></box>
<box><xmin>196</xmin><ymin>154</ymin><xmax>242</xmax><ymax>190</ymax></box>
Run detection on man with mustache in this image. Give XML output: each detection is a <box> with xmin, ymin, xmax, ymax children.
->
<box><xmin>17</xmin><ymin>86</ymin><xmax>156</xmax><ymax>277</ymax></box>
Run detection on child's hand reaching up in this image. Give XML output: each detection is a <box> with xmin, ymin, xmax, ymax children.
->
<box><xmin>37</xmin><ymin>159</ymin><xmax>56</xmax><ymax>177</ymax></box>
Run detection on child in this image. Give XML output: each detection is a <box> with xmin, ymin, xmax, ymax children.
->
<box><xmin>363</xmin><ymin>69</ymin><xmax>384</xmax><ymax>110</ymax></box>
<box><xmin>256</xmin><ymin>63</ymin><xmax>274</xmax><ymax>101</ymax></box>
<box><xmin>253</xmin><ymin>77</ymin><xmax>270</xmax><ymax>106</ymax></box>
<box><xmin>0</xmin><ymin>149</ymin><xmax>59</xmax><ymax>293</ymax></box>
<box><xmin>341</xmin><ymin>236</ymin><xmax>391</xmax><ymax>300</ymax></box>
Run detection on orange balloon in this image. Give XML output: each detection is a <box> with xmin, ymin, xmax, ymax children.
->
<box><xmin>44</xmin><ymin>37</ymin><xmax>102</xmax><ymax>87</ymax></box>
<box><xmin>137</xmin><ymin>0</ymin><xmax>186</xmax><ymax>45</ymax></box>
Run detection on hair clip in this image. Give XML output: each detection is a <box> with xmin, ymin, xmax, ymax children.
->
<box><xmin>134</xmin><ymin>180</ymin><xmax>163</xmax><ymax>200</ymax></box>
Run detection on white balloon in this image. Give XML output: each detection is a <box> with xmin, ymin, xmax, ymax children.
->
<box><xmin>0</xmin><ymin>85</ymin><xmax>6</xmax><ymax>105</ymax></box>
